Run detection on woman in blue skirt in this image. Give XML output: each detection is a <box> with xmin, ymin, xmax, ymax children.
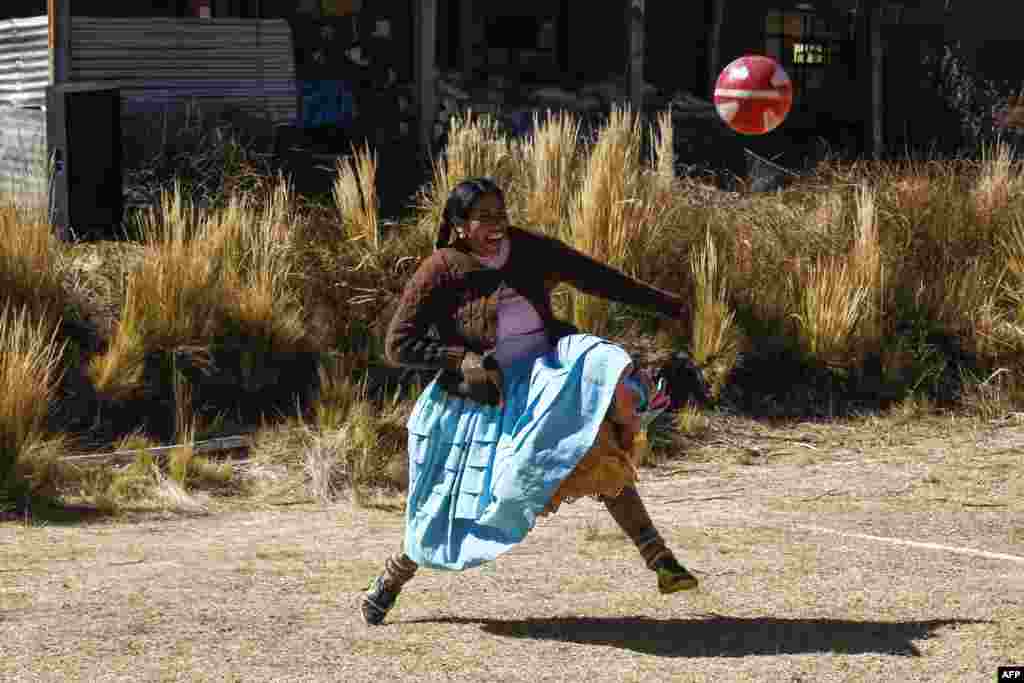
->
<box><xmin>361</xmin><ymin>177</ymin><xmax>700</xmax><ymax>625</ymax></box>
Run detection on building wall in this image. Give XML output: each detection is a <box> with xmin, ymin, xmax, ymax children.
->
<box><xmin>288</xmin><ymin>1</ymin><xmax>414</xmax><ymax>142</ymax></box>
<box><xmin>567</xmin><ymin>0</ymin><xmax>624</xmax><ymax>84</ymax></box>
<box><xmin>645</xmin><ymin>0</ymin><xmax>707</xmax><ymax>96</ymax></box>
<box><xmin>0</xmin><ymin>15</ymin><xmax>48</xmax><ymax>109</ymax></box>
<box><xmin>0</xmin><ymin>105</ymin><xmax>47</xmax><ymax>208</ymax></box>
<box><xmin>61</xmin><ymin>1</ymin><xmax>184</xmax><ymax>17</ymax></box>
<box><xmin>1</xmin><ymin>1</ymin><xmax>45</xmax><ymax>20</ymax></box>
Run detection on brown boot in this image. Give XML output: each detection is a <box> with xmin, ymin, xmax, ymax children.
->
<box><xmin>361</xmin><ymin>552</ymin><xmax>418</xmax><ymax>625</ymax></box>
<box><xmin>603</xmin><ymin>486</ymin><xmax>699</xmax><ymax>593</ymax></box>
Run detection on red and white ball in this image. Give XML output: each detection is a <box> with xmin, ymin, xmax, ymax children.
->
<box><xmin>714</xmin><ymin>55</ymin><xmax>794</xmax><ymax>135</ymax></box>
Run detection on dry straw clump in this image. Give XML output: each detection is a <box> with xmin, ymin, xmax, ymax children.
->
<box><xmin>517</xmin><ymin>109</ymin><xmax>583</xmax><ymax>235</ymax></box>
<box><xmin>417</xmin><ymin>110</ymin><xmax>516</xmax><ymax>235</ymax></box>
<box><xmin>973</xmin><ymin>141</ymin><xmax>1023</xmax><ymax>224</ymax></box>
<box><xmin>332</xmin><ymin>143</ymin><xmax>380</xmax><ymax>248</ymax></box>
<box><xmin>689</xmin><ymin>226</ymin><xmax>739</xmax><ymax>398</ymax></box>
<box><xmin>0</xmin><ymin>204</ymin><xmax>71</xmax><ymax>336</ymax></box>
<box><xmin>790</xmin><ymin>255</ymin><xmax>872</xmax><ymax>369</ymax></box>
<box><xmin>301</xmin><ymin>362</ymin><xmax>412</xmax><ymax>506</ymax></box>
<box><xmin>89</xmin><ymin>177</ymin><xmax>307</xmax><ymax>401</ymax></box>
<box><xmin>0</xmin><ymin>303</ymin><xmax>67</xmax><ymax>509</ymax></box>
<box><xmin>651</xmin><ymin>109</ymin><xmax>675</xmax><ymax>188</ymax></box>
<box><xmin>785</xmin><ymin>184</ymin><xmax>881</xmax><ymax>370</ymax></box>
<box><xmin>568</xmin><ymin>105</ymin><xmax>646</xmax><ymax>336</ymax></box>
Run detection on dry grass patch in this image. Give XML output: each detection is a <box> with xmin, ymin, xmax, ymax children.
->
<box><xmin>973</xmin><ymin>141</ymin><xmax>1023</xmax><ymax>223</ymax></box>
<box><xmin>790</xmin><ymin>254</ymin><xmax>872</xmax><ymax>369</ymax></box>
<box><xmin>2</xmin><ymin>415</ymin><xmax>1019</xmax><ymax>681</ymax></box>
<box><xmin>516</xmin><ymin>110</ymin><xmax>583</xmax><ymax>235</ymax></box>
<box><xmin>568</xmin><ymin>105</ymin><xmax>646</xmax><ymax>336</ymax></box>
<box><xmin>0</xmin><ymin>205</ymin><xmax>70</xmax><ymax>336</ymax></box>
<box><xmin>88</xmin><ymin>178</ymin><xmax>309</xmax><ymax>419</ymax></box>
<box><xmin>0</xmin><ymin>303</ymin><xmax>68</xmax><ymax>511</ymax></box>
<box><xmin>672</xmin><ymin>403</ymin><xmax>712</xmax><ymax>439</ymax></box>
<box><xmin>238</xmin><ymin>359</ymin><xmax>413</xmax><ymax>508</ymax></box>
<box><xmin>333</xmin><ymin>143</ymin><xmax>380</xmax><ymax>247</ymax></box>
<box><xmin>302</xmin><ymin>393</ymin><xmax>411</xmax><ymax>506</ymax></box>
<box><xmin>689</xmin><ymin>227</ymin><xmax>740</xmax><ymax>397</ymax></box>
<box><xmin>417</xmin><ymin>110</ymin><xmax>516</xmax><ymax>234</ymax></box>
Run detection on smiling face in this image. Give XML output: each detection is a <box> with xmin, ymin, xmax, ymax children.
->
<box><xmin>460</xmin><ymin>192</ymin><xmax>509</xmax><ymax>258</ymax></box>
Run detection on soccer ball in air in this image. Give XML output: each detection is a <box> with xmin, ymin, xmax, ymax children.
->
<box><xmin>714</xmin><ymin>55</ymin><xmax>794</xmax><ymax>135</ymax></box>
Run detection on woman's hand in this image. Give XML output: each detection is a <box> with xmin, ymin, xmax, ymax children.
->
<box><xmin>458</xmin><ymin>351</ymin><xmax>505</xmax><ymax>406</ymax></box>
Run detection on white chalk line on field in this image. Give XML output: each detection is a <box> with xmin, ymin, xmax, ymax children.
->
<box><xmin>650</xmin><ymin>492</ymin><xmax>1024</xmax><ymax>565</ymax></box>
<box><xmin>788</xmin><ymin>523</ymin><xmax>1024</xmax><ymax>564</ymax></box>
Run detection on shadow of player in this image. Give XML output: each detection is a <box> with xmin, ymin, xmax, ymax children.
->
<box><xmin>404</xmin><ymin>613</ymin><xmax>989</xmax><ymax>658</ymax></box>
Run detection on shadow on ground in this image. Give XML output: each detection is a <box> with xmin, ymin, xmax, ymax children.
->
<box><xmin>405</xmin><ymin>614</ymin><xmax>988</xmax><ymax>657</ymax></box>
<box><xmin>0</xmin><ymin>500</ymin><xmax>113</xmax><ymax>526</ymax></box>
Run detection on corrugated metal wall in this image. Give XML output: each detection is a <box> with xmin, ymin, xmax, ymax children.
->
<box><xmin>0</xmin><ymin>16</ymin><xmax>49</xmax><ymax>207</ymax></box>
<box><xmin>0</xmin><ymin>15</ymin><xmax>49</xmax><ymax>110</ymax></box>
<box><xmin>69</xmin><ymin>16</ymin><xmax>298</xmax><ymax>124</ymax></box>
<box><xmin>0</xmin><ymin>106</ymin><xmax>47</xmax><ymax>207</ymax></box>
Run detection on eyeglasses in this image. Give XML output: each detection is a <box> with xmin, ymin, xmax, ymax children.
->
<box><xmin>467</xmin><ymin>212</ymin><xmax>508</xmax><ymax>226</ymax></box>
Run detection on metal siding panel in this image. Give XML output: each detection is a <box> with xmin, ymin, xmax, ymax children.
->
<box><xmin>67</xmin><ymin>16</ymin><xmax>298</xmax><ymax>123</ymax></box>
<box><xmin>0</xmin><ymin>16</ymin><xmax>51</xmax><ymax>109</ymax></box>
<box><xmin>0</xmin><ymin>105</ymin><xmax>48</xmax><ymax>208</ymax></box>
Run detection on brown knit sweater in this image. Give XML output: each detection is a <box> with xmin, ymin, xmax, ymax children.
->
<box><xmin>384</xmin><ymin>226</ymin><xmax>683</xmax><ymax>392</ymax></box>
<box><xmin>385</xmin><ymin>227</ymin><xmax>679</xmax><ymax>385</ymax></box>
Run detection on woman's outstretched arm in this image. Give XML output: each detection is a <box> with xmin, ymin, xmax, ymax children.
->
<box><xmin>542</xmin><ymin>235</ymin><xmax>684</xmax><ymax>319</ymax></box>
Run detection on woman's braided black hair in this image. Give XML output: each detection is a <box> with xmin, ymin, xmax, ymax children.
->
<box><xmin>435</xmin><ymin>177</ymin><xmax>506</xmax><ymax>250</ymax></box>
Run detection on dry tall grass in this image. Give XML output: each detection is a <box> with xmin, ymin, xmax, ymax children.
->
<box><xmin>0</xmin><ymin>204</ymin><xmax>70</xmax><ymax>336</ymax></box>
<box><xmin>851</xmin><ymin>185</ymin><xmax>885</xmax><ymax>354</ymax></box>
<box><xmin>689</xmin><ymin>227</ymin><xmax>739</xmax><ymax>398</ymax></box>
<box><xmin>790</xmin><ymin>255</ymin><xmax>872</xmax><ymax>369</ymax></box>
<box><xmin>332</xmin><ymin>144</ymin><xmax>380</xmax><ymax>247</ymax></box>
<box><xmin>300</xmin><ymin>358</ymin><xmax>412</xmax><ymax>505</ymax></box>
<box><xmin>568</xmin><ymin>106</ymin><xmax>645</xmax><ymax>335</ymax></box>
<box><xmin>417</xmin><ymin>111</ymin><xmax>515</xmax><ymax>235</ymax></box>
<box><xmin>89</xmin><ymin>178</ymin><xmax>307</xmax><ymax>400</ymax></box>
<box><xmin>167</xmin><ymin>362</ymin><xmax>196</xmax><ymax>486</ymax></box>
<box><xmin>651</xmin><ymin>109</ymin><xmax>675</xmax><ymax>187</ymax></box>
<box><xmin>973</xmin><ymin>141</ymin><xmax>1022</xmax><ymax>223</ymax></box>
<box><xmin>516</xmin><ymin>110</ymin><xmax>583</xmax><ymax>235</ymax></box>
<box><xmin>0</xmin><ymin>303</ymin><xmax>67</xmax><ymax>509</ymax></box>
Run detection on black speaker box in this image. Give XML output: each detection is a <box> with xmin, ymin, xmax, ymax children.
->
<box><xmin>47</xmin><ymin>83</ymin><xmax>123</xmax><ymax>241</ymax></box>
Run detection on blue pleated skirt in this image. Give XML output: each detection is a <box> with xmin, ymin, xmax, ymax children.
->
<box><xmin>403</xmin><ymin>334</ymin><xmax>632</xmax><ymax>571</ymax></box>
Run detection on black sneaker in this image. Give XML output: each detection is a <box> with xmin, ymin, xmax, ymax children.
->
<box><xmin>653</xmin><ymin>555</ymin><xmax>699</xmax><ymax>594</ymax></box>
<box><xmin>361</xmin><ymin>575</ymin><xmax>399</xmax><ymax>625</ymax></box>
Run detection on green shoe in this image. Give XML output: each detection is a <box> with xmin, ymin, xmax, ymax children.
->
<box><xmin>654</xmin><ymin>555</ymin><xmax>699</xmax><ymax>594</ymax></box>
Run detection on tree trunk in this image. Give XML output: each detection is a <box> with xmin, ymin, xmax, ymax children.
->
<box><xmin>708</xmin><ymin>0</ymin><xmax>726</xmax><ymax>96</ymax></box>
<box><xmin>627</xmin><ymin>0</ymin><xmax>646</xmax><ymax>112</ymax></box>
<box><xmin>415</xmin><ymin>0</ymin><xmax>438</xmax><ymax>158</ymax></box>
<box><xmin>871</xmin><ymin>2</ymin><xmax>885</xmax><ymax>159</ymax></box>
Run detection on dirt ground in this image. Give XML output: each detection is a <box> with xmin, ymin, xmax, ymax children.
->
<box><xmin>2</xmin><ymin>413</ymin><xmax>1022</xmax><ymax>682</ymax></box>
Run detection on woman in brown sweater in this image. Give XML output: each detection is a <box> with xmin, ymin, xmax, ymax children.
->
<box><xmin>362</xmin><ymin>177</ymin><xmax>699</xmax><ymax>626</ymax></box>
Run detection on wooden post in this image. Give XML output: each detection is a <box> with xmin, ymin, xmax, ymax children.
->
<box><xmin>708</xmin><ymin>0</ymin><xmax>725</xmax><ymax>97</ymax></box>
<box><xmin>48</xmin><ymin>0</ymin><xmax>70</xmax><ymax>84</ymax></box>
<box><xmin>416</xmin><ymin>0</ymin><xmax>438</xmax><ymax>158</ymax></box>
<box><xmin>871</xmin><ymin>2</ymin><xmax>885</xmax><ymax>159</ymax></box>
<box><xmin>459</xmin><ymin>0</ymin><xmax>476</xmax><ymax>75</ymax></box>
<box><xmin>626</xmin><ymin>0</ymin><xmax>645</xmax><ymax>112</ymax></box>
